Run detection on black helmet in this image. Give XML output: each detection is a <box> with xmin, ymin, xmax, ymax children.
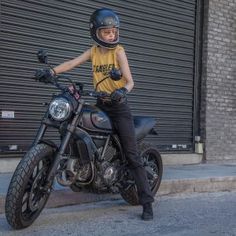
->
<box><xmin>90</xmin><ymin>8</ymin><xmax>120</xmax><ymax>49</ymax></box>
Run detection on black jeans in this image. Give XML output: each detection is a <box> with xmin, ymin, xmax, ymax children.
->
<box><xmin>97</xmin><ymin>100</ymin><xmax>154</xmax><ymax>205</ymax></box>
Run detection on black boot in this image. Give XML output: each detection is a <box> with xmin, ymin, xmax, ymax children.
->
<box><xmin>141</xmin><ymin>203</ymin><xmax>153</xmax><ymax>221</ymax></box>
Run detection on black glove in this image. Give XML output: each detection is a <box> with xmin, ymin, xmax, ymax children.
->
<box><xmin>34</xmin><ymin>68</ymin><xmax>54</xmax><ymax>84</ymax></box>
<box><xmin>110</xmin><ymin>87</ymin><xmax>128</xmax><ymax>104</ymax></box>
<box><xmin>109</xmin><ymin>68</ymin><xmax>122</xmax><ymax>81</ymax></box>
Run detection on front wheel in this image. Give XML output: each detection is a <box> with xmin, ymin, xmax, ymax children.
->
<box><xmin>120</xmin><ymin>142</ymin><xmax>163</xmax><ymax>205</ymax></box>
<box><xmin>5</xmin><ymin>144</ymin><xmax>54</xmax><ymax>229</ymax></box>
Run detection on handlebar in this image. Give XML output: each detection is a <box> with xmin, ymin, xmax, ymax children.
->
<box><xmin>81</xmin><ymin>90</ymin><xmax>110</xmax><ymax>99</ymax></box>
<box><xmin>34</xmin><ymin>49</ymin><xmax>117</xmax><ymax>100</ymax></box>
<box><xmin>34</xmin><ymin>72</ymin><xmax>111</xmax><ymax>100</ymax></box>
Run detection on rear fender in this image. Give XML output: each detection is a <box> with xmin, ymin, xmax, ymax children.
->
<box><xmin>134</xmin><ymin>116</ymin><xmax>157</xmax><ymax>141</ymax></box>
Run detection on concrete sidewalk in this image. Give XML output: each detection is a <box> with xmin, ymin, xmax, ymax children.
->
<box><xmin>0</xmin><ymin>163</ymin><xmax>236</xmax><ymax>214</ymax></box>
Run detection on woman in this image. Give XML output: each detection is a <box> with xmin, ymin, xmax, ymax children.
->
<box><xmin>35</xmin><ymin>8</ymin><xmax>154</xmax><ymax>220</ymax></box>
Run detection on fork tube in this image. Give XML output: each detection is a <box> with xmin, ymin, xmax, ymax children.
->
<box><xmin>32</xmin><ymin>123</ymin><xmax>47</xmax><ymax>146</ymax></box>
<box><xmin>32</xmin><ymin>111</ymin><xmax>51</xmax><ymax>146</ymax></box>
<box><xmin>59</xmin><ymin>100</ymin><xmax>84</xmax><ymax>154</ymax></box>
<box><xmin>46</xmin><ymin>100</ymin><xmax>84</xmax><ymax>185</ymax></box>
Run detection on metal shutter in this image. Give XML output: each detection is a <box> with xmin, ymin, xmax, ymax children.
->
<box><xmin>0</xmin><ymin>0</ymin><xmax>197</xmax><ymax>157</ymax></box>
<box><xmin>112</xmin><ymin>0</ymin><xmax>197</xmax><ymax>151</ymax></box>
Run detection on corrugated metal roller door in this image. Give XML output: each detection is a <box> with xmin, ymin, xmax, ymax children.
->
<box><xmin>0</xmin><ymin>0</ymin><xmax>197</xmax><ymax>157</ymax></box>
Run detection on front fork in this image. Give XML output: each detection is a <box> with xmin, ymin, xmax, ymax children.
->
<box><xmin>35</xmin><ymin>100</ymin><xmax>85</xmax><ymax>190</ymax></box>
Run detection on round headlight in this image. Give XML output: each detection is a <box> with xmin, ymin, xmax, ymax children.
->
<box><xmin>49</xmin><ymin>97</ymin><xmax>72</xmax><ymax>121</ymax></box>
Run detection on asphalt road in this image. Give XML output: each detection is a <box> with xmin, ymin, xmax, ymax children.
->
<box><xmin>1</xmin><ymin>191</ymin><xmax>236</xmax><ymax>236</ymax></box>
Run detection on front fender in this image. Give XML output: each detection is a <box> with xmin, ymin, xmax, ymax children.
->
<box><xmin>38</xmin><ymin>139</ymin><xmax>58</xmax><ymax>151</ymax></box>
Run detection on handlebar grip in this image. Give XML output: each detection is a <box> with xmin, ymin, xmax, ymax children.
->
<box><xmin>80</xmin><ymin>90</ymin><xmax>91</xmax><ymax>96</ymax></box>
<box><xmin>82</xmin><ymin>91</ymin><xmax>110</xmax><ymax>98</ymax></box>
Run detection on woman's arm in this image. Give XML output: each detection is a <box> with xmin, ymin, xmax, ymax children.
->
<box><xmin>116</xmin><ymin>49</ymin><xmax>134</xmax><ymax>92</ymax></box>
<box><xmin>53</xmin><ymin>48</ymin><xmax>91</xmax><ymax>75</ymax></box>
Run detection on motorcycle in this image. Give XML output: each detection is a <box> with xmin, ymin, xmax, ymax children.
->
<box><xmin>5</xmin><ymin>49</ymin><xmax>163</xmax><ymax>229</ymax></box>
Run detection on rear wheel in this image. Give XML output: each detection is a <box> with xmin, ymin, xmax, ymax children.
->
<box><xmin>120</xmin><ymin>142</ymin><xmax>163</xmax><ymax>205</ymax></box>
<box><xmin>5</xmin><ymin>144</ymin><xmax>54</xmax><ymax>229</ymax></box>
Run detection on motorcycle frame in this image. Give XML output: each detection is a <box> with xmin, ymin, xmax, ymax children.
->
<box><xmin>32</xmin><ymin>98</ymin><xmax>125</xmax><ymax>188</ymax></box>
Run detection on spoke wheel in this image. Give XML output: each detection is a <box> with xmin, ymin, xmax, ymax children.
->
<box><xmin>143</xmin><ymin>149</ymin><xmax>161</xmax><ymax>191</ymax></box>
<box><xmin>120</xmin><ymin>142</ymin><xmax>163</xmax><ymax>205</ymax></box>
<box><xmin>5</xmin><ymin>144</ymin><xmax>54</xmax><ymax>229</ymax></box>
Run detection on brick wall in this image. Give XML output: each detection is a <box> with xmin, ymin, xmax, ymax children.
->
<box><xmin>201</xmin><ymin>0</ymin><xmax>236</xmax><ymax>161</ymax></box>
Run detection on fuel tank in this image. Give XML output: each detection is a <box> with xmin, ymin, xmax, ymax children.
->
<box><xmin>79</xmin><ymin>104</ymin><xmax>112</xmax><ymax>133</ymax></box>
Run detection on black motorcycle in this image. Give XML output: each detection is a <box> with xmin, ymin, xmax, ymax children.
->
<box><xmin>5</xmin><ymin>50</ymin><xmax>163</xmax><ymax>229</ymax></box>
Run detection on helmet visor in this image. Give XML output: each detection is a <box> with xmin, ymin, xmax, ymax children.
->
<box><xmin>96</xmin><ymin>27</ymin><xmax>119</xmax><ymax>46</ymax></box>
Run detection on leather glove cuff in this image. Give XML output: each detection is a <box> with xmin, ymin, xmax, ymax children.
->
<box><xmin>120</xmin><ymin>87</ymin><xmax>128</xmax><ymax>94</ymax></box>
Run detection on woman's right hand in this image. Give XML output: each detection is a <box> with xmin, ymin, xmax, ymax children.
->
<box><xmin>34</xmin><ymin>68</ymin><xmax>54</xmax><ymax>83</ymax></box>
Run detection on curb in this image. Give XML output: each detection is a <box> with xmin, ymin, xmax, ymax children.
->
<box><xmin>158</xmin><ymin>176</ymin><xmax>236</xmax><ymax>195</ymax></box>
<box><xmin>1</xmin><ymin>176</ymin><xmax>236</xmax><ymax>214</ymax></box>
<box><xmin>0</xmin><ymin>154</ymin><xmax>203</xmax><ymax>173</ymax></box>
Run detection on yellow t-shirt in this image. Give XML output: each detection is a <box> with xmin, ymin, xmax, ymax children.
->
<box><xmin>91</xmin><ymin>45</ymin><xmax>126</xmax><ymax>93</ymax></box>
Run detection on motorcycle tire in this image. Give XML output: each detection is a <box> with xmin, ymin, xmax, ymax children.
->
<box><xmin>5</xmin><ymin>144</ymin><xmax>54</xmax><ymax>229</ymax></box>
<box><xmin>120</xmin><ymin>142</ymin><xmax>163</xmax><ymax>206</ymax></box>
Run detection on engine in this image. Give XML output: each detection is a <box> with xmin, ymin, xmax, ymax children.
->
<box><xmin>92</xmin><ymin>143</ymin><xmax>120</xmax><ymax>192</ymax></box>
<box><xmin>55</xmin><ymin>139</ymin><xmax>121</xmax><ymax>193</ymax></box>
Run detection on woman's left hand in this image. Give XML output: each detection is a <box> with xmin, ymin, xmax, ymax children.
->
<box><xmin>110</xmin><ymin>87</ymin><xmax>128</xmax><ymax>104</ymax></box>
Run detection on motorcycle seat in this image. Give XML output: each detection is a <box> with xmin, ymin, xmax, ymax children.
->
<box><xmin>133</xmin><ymin>116</ymin><xmax>156</xmax><ymax>141</ymax></box>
